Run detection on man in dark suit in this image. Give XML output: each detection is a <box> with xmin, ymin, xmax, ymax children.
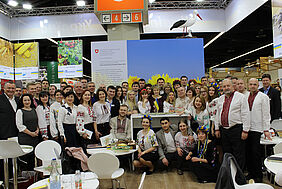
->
<box><xmin>107</xmin><ymin>85</ymin><xmax>120</xmax><ymax>118</ymax></box>
<box><xmin>259</xmin><ymin>74</ymin><xmax>281</xmax><ymax>122</ymax></box>
<box><xmin>0</xmin><ymin>81</ymin><xmax>19</xmax><ymax>181</ymax></box>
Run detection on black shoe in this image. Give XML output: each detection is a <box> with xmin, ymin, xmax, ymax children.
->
<box><xmin>197</xmin><ymin>179</ymin><xmax>208</xmax><ymax>183</ymax></box>
<box><xmin>146</xmin><ymin>170</ymin><xmax>153</xmax><ymax>175</ymax></box>
<box><xmin>177</xmin><ymin>169</ymin><xmax>183</xmax><ymax>175</ymax></box>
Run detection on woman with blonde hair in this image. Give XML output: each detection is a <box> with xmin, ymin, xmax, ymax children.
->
<box><xmin>148</xmin><ymin>85</ymin><xmax>165</xmax><ymax>113</ymax></box>
<box><xmin>125</xmin><ymin>90</ymin><xmax>138</xmax><ymax>115</ymax></box>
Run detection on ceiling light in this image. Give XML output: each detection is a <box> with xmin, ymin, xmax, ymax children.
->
<box><xmin>23</xmin><ymin>4</ymin><xmax>32</xmax><ymax>9</ymax></box>
<box><xmin>76</xmin><ymin>0</ymin><xmax>85</xmax><ymax>6</ymax></box>
<box><xmin>197</xmin><ymin>0</ymin><xmax>204</xmax><ymax>2</ymax></box>
<box><xmin>149</xmin><ymin>0</ymin><xmax>156</xmax><ymax>3</ymax></box>
<box><xmin>8</xmin><ymin>0</ymin><xmax>18</xmax><ymax>7</ymax></box>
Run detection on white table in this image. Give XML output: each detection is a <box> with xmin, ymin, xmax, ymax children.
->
<box><xmin>0</xmin><ymin>145</ymin><xmax>33</xmax><ymax>189</ymax></box>
<box><xmin>260</xmin><ymin>137</ymin><xmax>282</xmax><ymax>145</ymax></box>
<box><xmin>87</xmin><ymin>148</ymin><xmax>137</xmax><ymax>171</ymax></box>
<box><xmin>264</xmin><ymin>153</ymin><xmax>282</xmax><ymax>175</ymax></box>
<box><xmin>27</xmin><ymin>172</ymin><xmax>99</xmax><ymax>189</ymax></box>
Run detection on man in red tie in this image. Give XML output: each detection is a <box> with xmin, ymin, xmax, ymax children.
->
<box><xmin>215</xmin><ymin>79</ymin><xmax>250</xmax><ymax>169</ymax></box>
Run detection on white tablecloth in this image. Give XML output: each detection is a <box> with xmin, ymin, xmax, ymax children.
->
<box><xmin>264</xmin><ymin>153</ymin><xmax>282</xmax><ymax>175</ymax></box>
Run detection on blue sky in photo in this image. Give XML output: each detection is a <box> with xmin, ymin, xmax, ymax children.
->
<box><xmin>127</xmin><ymin>38</ymin><xmax>205</xmax><ymax>80</ymax></box>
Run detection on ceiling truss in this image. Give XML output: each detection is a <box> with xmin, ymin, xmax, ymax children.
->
<box><xmin>0</xmin><ymin>0</ymin><xmax>232</xmax><ymax>17</ymax></box>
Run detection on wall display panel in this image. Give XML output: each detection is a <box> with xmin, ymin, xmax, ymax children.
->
<box><xmin>58</xmin><ymin>40</ymin><xmax>83</xmax><ymax>78</ymax></box>
<box><xmin>91</xmin><ymin>39</ymin><xmax>204</xmax><ymax>86</ymax></box>
<box><xmin>91</xmin><ymin>40</ymin><xmax>127</xmax><ymax>86</ymax></box>
<box><xmin>272</xmin><ymin>0</ymin><xmax>282</xmax><ymax>58</ymax></box>
<box><xmin>0</xmin><ymin>38</ymin><xmax>14</xmax><ymax>80</ymax></box>
<box><xmin>14</xmin><ymin>42</ymin><xmax>39</xmax><ymax>80</ymax></box>
<box><xmin>127</xmin><ymin>38</ymin><xmax>205</xmax><ymax>82</ymax></box>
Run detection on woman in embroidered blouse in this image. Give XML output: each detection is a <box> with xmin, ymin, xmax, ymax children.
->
<box><xmin>93</xmin><ymin>89</ymin><xmax>111</xmax><ymax>140</ymax></box>
<box><xmin>189</xmin><ymin>126</ymin><xmax>219</xmax><ymax>183</ymax></box>
<box><xmin>125</xmin><ymin>90</ymin><xmax>138</xmax><ymax>115</ymax></box>
<box><xmin>163</xmin><ymin>91</ymin><xmax>176</xmax><ymax>113</ymax></box>
<box><xmin>50</xmin><ymin>90</ymin><xmax>63</xmax><ymax>140</ymax></box>
<box><xmin>36</xmin><ymin>91</ymin><xmax>50</xmax><ymax>140</ymax></box>
<box><xmin>175</xmin><ymin>119</ymin><xmax>194</xmax><ymax>175</ymax></box>
<box><xmin>148</xmin><ymin>85</ymin><xmax>164</xmax><ymax>113</ymax></box>
<box><xmin>58</xmin><ymin>91</ymin><xmax>80</xmax><ymax>147</ymax></box>
<box><xmin>187</xmin><ymin>95</ymin><xmax>209</xmax><ymax>132</ymax></box>
<box><xmin>133</xmin><ymin>116</ymin><xmax>158</xmax><ymax>175</ymax></box>
<box><xmin>16</xmin><ymin>94</ymin><xmax>39</xmax><ymax>170</ymax></box>
<box><xmin>77</xmin><ymin>90</ymin><xmax>96</xmax><ymax>148</ymax></box>
<box><xmin>138</xmin><ymin>89</ymin><xmax>151</xmax><ymax>114</ymax></box>
<box><xmin>200</xmin><ymin>86</ymin><xmax>209</xmax><ymax>105</ymax></box>
<box><xmin>207</xmin><ymin>85</ymin><xmax>219</xmax><ymax>137</ymax></box>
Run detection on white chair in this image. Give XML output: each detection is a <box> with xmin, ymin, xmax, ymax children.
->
<box><xmin>138</xmin><ymin>172</ymin><xmax>146</xmax><ymax>189</ymax></box>
<box><xmin>88</xmin><ymin>152</ymin><xmax>125</xmax><ymax>189</ymax></box>
<box><xmin>34</xmin><ymin>140</ymin><xmax>62</xmax><ymax>175</ymax></box>
<box><xmin>0</xmin><ymin>140</ymin><xmax>29</xmax><ymax>189</ymax></box>
<box><xmin>271</xmin><ymin>119</ymin><xmax>282</xmax><ymax>131</ymax></box>
<box><xmin>275</xmin><ymin>170</ymin><xmax>282</xmax><ymax>186</ymax></box>
<box><xmin>273</xmin><ymin>142</ymin><xmax>282</xmax><ymax>154</ymax></box>
<box><xmin>230</xmin><ymin>159</ymin><xmax>274</xmax><ymax>189</ymax></box>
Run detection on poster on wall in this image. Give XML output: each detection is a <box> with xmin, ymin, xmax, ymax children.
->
<box><xmin>14</xmin><ymin>42</ymin><xmax>39</xmax><ymax>80</ymax></box>
<box><xmin>91</xmin><ymin>41</ymin><xmax>127</xmax><ymax>86</ymax></box>
<box><xmin>91</xmin><ymin>39</ymin><xmax>204</xmax><ymax>87</ymax></box>
<box><xmin>0</xmin><ymin>38</ymin><xmax>14</xmax><ymax>80</ymax></box>
<box><xmin>272</xmin><ymin>0</ymin><xmax>282</xmax><ymax>58</ymax></box>
<box><xmin>58</xmin><ymin>40</ymin><xmax>83</xmax><ymax>78</ymax></box>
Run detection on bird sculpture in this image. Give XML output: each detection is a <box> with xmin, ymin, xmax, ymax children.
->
<box><xmin>170</xmin><ymin>10</ymin><xmax>202</xmax><ymax>37</ymax></box>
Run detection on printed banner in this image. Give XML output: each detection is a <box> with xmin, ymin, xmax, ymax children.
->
<box><xmin>0</xmin><ymin>38</ymin><xmax>14</xmax><ymax>80</ymax></box>
<box><xmin>58</xmin><ymin>40</ymin><xmax>83</xmax><ymax>78</ymax></box>
<box><xmin>91</xmin><ymin>41</ymin><xmax>128</xmax><ymax>86</ymax></box>
<box><xmin>14</xmin><ymin>42</ymin><xmax>39</xmax><ymax>80</ymax></box>
<box><xmin>272</xmin><ymin>0</ymin><xmax>282</xmax><ymax>58</ymax></box>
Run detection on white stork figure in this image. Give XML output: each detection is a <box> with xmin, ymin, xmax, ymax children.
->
<box><xmin>170</xmin><ymin>10</ymin><xmax>202</xmax><ymax>37</ymax></box>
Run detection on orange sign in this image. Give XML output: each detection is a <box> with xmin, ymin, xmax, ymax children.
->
<box><xmin>97</xmin><ymin>0</ymin><xmax>145</xmax><ymax>11</ymax></box>
<box><xmin>132</xmin><ymin>12</ymin><xmax>142</xmax><ymax>22</ymax></box>
<box><xmin>112</xmin><ymin>13</ymin><xmax>122</xmax><ymax>23</ymax></box>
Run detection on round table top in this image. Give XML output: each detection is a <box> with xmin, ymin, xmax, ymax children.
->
<box><xmin>27</xmin><ymin>173</ymin><xmax>99</xmax><ymax>189</ymax></box>
<box><xmin>260</xmin><ymin>136</ymin><xmax>282</xmax><ymax>145</ymax></box>
<box><xmin>87</xmin><ymin>148</ymin><xmax>137</xmax><ymax>156</ymax></box>
<box><xmin>264</xmin><ymin>153</ymin><xmax>282</xmax><ymax>175</ymax></box>
<box><xmin>0</xmin><ymin>145</ymin><xmax>33</xmax><ymax>160</ymax></box>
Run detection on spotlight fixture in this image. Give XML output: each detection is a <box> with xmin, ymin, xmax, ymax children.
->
<box><xmin>149</xmin><ymin>0</ymin><xmax>156</xmax><ymax>3</ymax></box>
<box><xmin>8</xmin><ymin>0</ymin><xmax>18</xmax><ymax>7</ymax></box>
<box><xmin>197</xmin><ymin>0</ymin><xmax>204</xmax><ymax>2</ymax></box>
<box><xmin>76</xmin><ymin>0</ymin><xmax>86</xmax><ymax>6</ymax></box>
<box><xmin>23</xmin><ymin>4</ymin><xmax>32</xmax><ymax>9</ymax></box>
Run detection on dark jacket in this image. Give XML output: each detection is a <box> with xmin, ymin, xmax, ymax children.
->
<box><xmin>259</xmin><ymin>86</ymin><xmax>281</xmax><ymax>121</ymax></box>
<box><xmin>107</xmin><ymin>98</ymin><xmax>120</xmax><ymax>118</ymax></box>
<box><xmin>0</xmin><ymin>94</ymin><xmax>19</xmax><ymax>139</ymax></box>
<box><xmin>215</xmin><ymin>153</ymin><xmax>247</xmax><ymax>189</ymax></box>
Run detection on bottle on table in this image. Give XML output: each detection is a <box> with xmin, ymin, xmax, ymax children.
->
<box><xmin>75</xmin><ymin>170</ymin><xmax>82</xmax><ymax>189</ymax></box>
<box><xmin>50</xmin><ymin>158</ymin><xmax>61</xmax><ymax>189</ymax></box>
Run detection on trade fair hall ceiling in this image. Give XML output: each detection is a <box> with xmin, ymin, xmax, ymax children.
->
<box><xmin>0</xmin><ymin>0</ymin><xmax>273</xmax><ymax>77</ymax></box>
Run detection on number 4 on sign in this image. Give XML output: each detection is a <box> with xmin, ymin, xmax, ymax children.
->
<box><xmin>112</xmin><ymin>13</ymin><xmax>121</xmax><ymax>23</ymax></box>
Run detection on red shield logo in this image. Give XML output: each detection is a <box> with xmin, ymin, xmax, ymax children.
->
<box><xmin>95</xmin><ymin>49</ymin><xmax>99</xmax><ymax>53</ymax></box>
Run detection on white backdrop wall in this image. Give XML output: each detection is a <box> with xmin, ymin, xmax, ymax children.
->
<box><xmin>10</xmin><ymin>13</ymin><xmax>107</xmax><ymax>40</ymax></box>
<box><xmin>144</xmin><ymin>9</ymin><xmax>226</xmax><ymax>33</ymax></box>
<box><xmin>0</xmin><ymin>13</ymin><xmax>10</xmax><ymax>40</ymax></box>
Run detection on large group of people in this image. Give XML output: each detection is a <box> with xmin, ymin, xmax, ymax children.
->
<box><xmin>0</xmin><ymin>73</ymin><xmax>281</xmax><ymax>183</ymax></box>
